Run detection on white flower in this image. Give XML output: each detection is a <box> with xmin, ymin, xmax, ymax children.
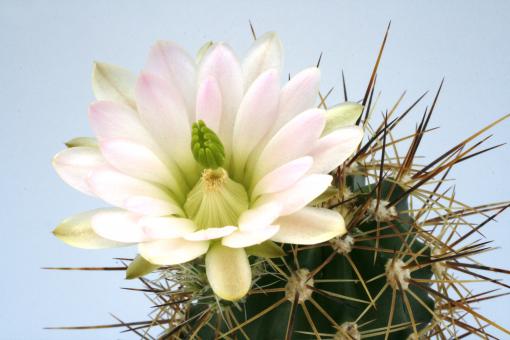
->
<box><xmin>52</xmin><ymin>32</ymin><xmax>363</xmax><ymax>301</ymax></box>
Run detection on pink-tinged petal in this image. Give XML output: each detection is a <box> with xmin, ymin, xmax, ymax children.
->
<box><xmin>99</xmin><ymin>139</ymin><xmax>178</xmax><ymax>190</ymax></box>
<box><xmin>92</xmin><ymin>62</ymin><xmax>136</xmax><ymax>108</ymax></box>
<box><xmin>144</xmin><ymin>41</ymin><xmax>197</xmax><ymax>116</ymax></box>
<box><xmin>198</xmin><ymin>43</ymin><xmax>243</xmax><ymax>153</ymax></box>
<box><xmin>232</xmin><ymin>69</ymin><xmax>280</xmax><ymax>173</ymax></box>
<box><xmin>238</xmin><ymin>202</ymin><xmax>282</xmax><ymax>231</ymax></box>
<box><xmin>254</xmin><ymin>108</ymin><xmax>326</xmax><ymax>180</ymax></box>
<box><xmin>53</xmin><ymin>146</ymin><xmax>107</xmax><ymax>196</ymax></box>
<box><xmin>309</xmin><ymin>126</ymin><xmax>364</xmax><ymax>173</ymax></box>
<box><xmin>139</xmin><ymin>216</ymin><xmax>197</xmax><ymax>239</ymax></box>
<box><xmin>139</xmin><ymin>238</ymin><xmax>209</xmax><ymax>265</ymax></box>
<box><xmin>183</xmin><ymin>226</ymin><xmax>237</xmax><ymax>241</ymax></box>
<box><xmin>259</xmin><ymin>174</ymin><xmax>332</xmax><ymax>216</ymax></box>
<box><xmin>196</xmin><ymin>76</ymin><xmax>222</xmax><ymax>133</ymax></box>
<box><xmin>242</xmin><ymin>32</ymin><xmax>283</xmax><ymax>89</ymax></box>
<box><xmin>53</xmin><ymin>209</ymin><xmax>132</xmax><ymax>249</ymax></box>
<box><xmin>91</xmin><ymin>209</ymin><xmax>147</xmax><ymax>243</ymax></box>
<box><xmin>274</xmin><ymin>67</ymin><xmax>320</xmax><ymax>130</ymax></box>
<box><xmin>252</xmin><ymin>156</ymin><xmax>313</xmax><ymax>198</ymax></box>
<box><xmin>272</xmin><ymin>207</ymin><xmax>346</xmax><ymax>244</ymax></box>
<box><xmin>222</xmin><ymin>225</ymin><xmax>279</xmax><ymax>248</ymax></box>
<box><xmin>136</xmin><ymin>74</ymin><xmax>196</xmax><ymax>172</ymax></box>
<box><xmin>87</xmin><ymin>167</ymin><xmax>182</xmax><ymax>216</ymax></box>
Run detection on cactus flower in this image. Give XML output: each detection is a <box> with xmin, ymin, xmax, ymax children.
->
<box><xmin>52</xmin><ymin>32</ymin><xmax>363</xmax><ymax>301</ymax></box>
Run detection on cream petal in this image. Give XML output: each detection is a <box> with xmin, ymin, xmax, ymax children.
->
<box><xmin>238</xmin><ymin>202</ymin><xmax>282</xmax><ymax>231</ymax></box>
<box><xmin>91</xmin><ymin>209</ymin><xmax>147</xmax><ymax>243</ymax></box>
<box><xmin>144</xmin><ymin>40</ymin><xmax>197</xmax><ymax>116</ymax></box>
<box><xmin>254</xmin><ymin>108</ymin><xmax>326</xmax><ymax>180</ymax></box>
<box><xmin>272</xmin><ymin>207</ymin><xmax>346</xmax><ymax>244</ymax></box>
<box><xmin>53</xmin><ymin>146</ymin><xmax>107</xmax><ymax>196</ymax></box>
<box><xmin>138</xmin><ymin>216</ymin><xmax>197</xmax><ymax>239</ymax></box>
<box><xmin>198</xmin><ymin>43</ymin><xmax>243</xmax><ymax>153</ymax></box>
<box><xmin>53</xmin><ymin>209</ymin><xmax>131</xmax><ymax>249</ymax></box>
<box><xmin>139</xmin><ymin>238</ymin><xmax>209</xmax><ymax>265</ymax></box>
<box><xmin>99</xmin><ymin>139</ymin><xmax>178</xmax><ymax>189</ymax></box>
<box><xmin>252</xmin><ymin>156</ymin><xmax>313</xmax><ymax>198</ymax></box>
<box><xmin>92</xmin><ymin>62</ymin><xmax>136</xmax><ymax>108</ymax></box>
<box><xmin>323</xmin><ymin>102</ymin><xmax>364</xmax><ymax>135</ymax></box>
<box><xmin>87</xmin><ymin>167</ymin><xmax>182</xmax><ymax>216</ymax></box>
<box><xmin>232</xmin><ymin>69</ymin><xmax>280</xmax><ymax>174</ymax></box>
<box><xmin>183</xmin><ymin>226</ymin><xmax>237</xmax><ymax>241</ymax></box>
<box><xmin>205</xmin><ymin>244</ymin><xmax>251</xmax><ymax>301</ymax></box>
<box><xmin>309</xmin><ymin>126</ymin><xmax>364</xmax><ymax>173</ymax></box>
<box><xmin>124</xmin><ymin>196</ymin><xmax>183</xmax><ymax>216</ymax></box>
<box><xmin>222</xmin><ymin>225</ymin><xmax>279</xmax><ymax>248</ymax></box>
<box><xmin>259</xmin><ymin>174</ymin><xmax>332</xmax><ymax>216</ymax></box>
<box><xmin>273</xmin><ymin>67</ymin><xmax>320</xmax><ymax>130</ymax></box>
<box><xmin>136</xmin><ymin>73</ymin><xmax>196</xmax><ymax>173</ymax></box>
<box><xmin>196</xmin><ymin>76</ymin><xmax>222</xmax><ymax>133</ymax></box>
<box><xmin>242</xmin><ymin>31</ymin><xmax>283</xmax><ymax>89</ymax></box>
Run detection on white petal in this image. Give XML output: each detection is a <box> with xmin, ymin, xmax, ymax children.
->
<box><xmin>91</xmin><ymin>209</ymin><xmax>147</xmax><ymax>243</ymax></box>
<box><xmin>309</xmin><ymin>126</ymin><xmax>364</xmax><ymax>173</ymax></box>
<box><xmin>87</xmin><ymin>167</ymin><xmax>182</xmax><ymax>216</ymax></box>
<box><xmin>139</xmin><ymin>238</ymin><xmax>209</xmax><ymax>265</ymax></box>
<box><xmin>198</xmin><ymin>43</ymin><xmax>243</xmax><ymax>153</ymax></box>
<box><xmin>92</xmin><ymin>62</ymin><xmax>136</xmax><ymax>108</ymax></box>
<box><xmin>144</xmin><ymin>41</ymin><xmax>197</xmax><ymax>116</ymax></box>
<box><xmin>99</xmin><ymin>139</ymin><xmax>178</xmax><ymax>189</ymax></box>
<box><xmin>196</xmin><ymin>76</ymin><xmax>222</xmax><ymax>133</ymax></box>
<box><xmin>255</xmin><ymin>108</ymin><xmax>326</xmax><ymax>180</ymax></box>
<box><xmin>242</xmin><ymin>31</ymin><xmax>283</xmax><ymax>89</ymax></box>
<box><xmin>183</xmin><ymin>226</ymin><xmax>237</xmax><ymax>241</ymax></box>
<box><xmin>206</xmin><ymin>244</ymin><xmax>251</xmax><ymax>301</ymax></box>
<box><xmin>53</xmin><ymin>146</ymin><xmax>107</xmax><ymax>196</ymax></box>
<box><xmin>238</xmin><ymin>202</ymin><xmax>282</xmax><ymax>231</ymax></box>
<box><xmin>252</xmin><ymin>156</ymin><xmax>313</xmax><ymax>198</ymax></box>
<box><xmin>259</xmin><ymin>174</ymin><xmax>332</xmax><ymax>215</ymax></box>
<box><xmin>232</xmin><ymin>69</ymin><xmax>280</xmax><ymax>173</ymax></box>
<box><xmin>272</xmin><ymin>207</ymin><xmax>346</xmax><ymax>244</ymax></box>
<box><xmin>136</xmin><ymin>73</ymin><xmax>196</xmax><ymax>173</ymax></box>
<box><xmin>53</xmin><ymin>209</ymin><xmax>131</xmax><ymax>249</ymax></box>
<box><xmin>222</xmin><ymin>225</ymin><xmax>279</xmax><ymax>248</ymax></box>
<box><xmin>139</xmin><ymin>216</ymin><xmax>197</xmax><ymax>239</ymax></box>
<box><xmin>274</xmin><ymin>67</ymin><xmax>320</xmax><ymax>130</ymax></box>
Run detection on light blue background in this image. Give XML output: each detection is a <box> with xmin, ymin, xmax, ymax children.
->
<box><xmin>1</xmin><ymin>1</ymin><xmax>509</xmax><ymax>339</ymax></box>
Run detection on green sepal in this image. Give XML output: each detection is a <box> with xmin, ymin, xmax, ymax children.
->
<box><xmin>125</xmin><ymin>255</ymin><xmax>160</xmax><ymax>280</ymax></box>
<box><xmin>323</xmin><ymin>102</ymin><xmax>363</xmax><ymax>135</ymax></box>
<box><xmin>312</xmin><ymin>185</ymin><xmax>339</xmax><ymax>205</ymax></box>
<box><xmin>246</xmin><ymin>241</ymin><xmax>285</xmax><ymax>258</ymax></box>
<box><xmin>65</xmin><ymin>137</ymin><xmax>98</xmax><ymax>148</ymax></box>
<box><xmin>191</xmin><ymin>120</ymin><xmax>225</xmax><ymax>169</ymax></box>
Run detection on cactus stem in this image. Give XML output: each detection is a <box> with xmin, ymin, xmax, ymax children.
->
<box><xmin>285</xmin><ymin>268</ymin><xmax>314</xmax><ymax>303</ymax></box>
<box><xmin>368</xmin><ymin>199</ymin><xmax>397</xmax><ymax>222</ymax></box>
<box><xmin>385</xmin><ymin>258</ymin><xmax>411</xmax><ymax>290</ymax></box>
<box><xmin>334</xmin><ymin>322</ymin><xmax>361</xmax><ymax>340</ymax></box>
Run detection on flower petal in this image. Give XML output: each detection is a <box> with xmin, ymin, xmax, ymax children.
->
<box><xmin>222</xmin><ymin>225</ymin><xmax>279</xmax><ymax>248</ymax></box>
<box><xmin>323</xmin><ymin>102</ymin><xmax>363</xmax><ymax>135</ymax></box>
<box><xmin>242</xmin><ymin>31</ymin><xmax>283</xmax><ymax>89</ymax></box>
<box><xmin>91</xmin><ymin>209</ymin><xmax>147</xmax><ymax>243</ymax></box>
<box><xmin>198</xmin><ymin>43</ymin><xmax>243</xmax><ymax>153</ymax></box>
<box><xmin>254</xmin><ymin>109</ymin><xmax>325</xmax><ymax>180</ymax></box>
<box><xmin>139</xmin><ymin>238</ymin><xmax>209</xmax><ymax>265</ymax></box>
<box><xmin>144</xmin><ymin>41</ymin><xmax>197</xmax><ymax>116</ymax></box>
<box><xmin>273</xmin><ymin>67</ymin><xmax>320</xmax><ymax>130</ymax></box>
<box><xmin>139</xmin><ymin>216</ymin><xmax>197</xmax><ymax>239</ymax></box>
<box><xmin>52</xmin><ymin>146</ymin><xmax>107</xmax><ymax>196</ymax></box>
<box><xmin>53</xmin><ymin>209</ymin><xmax>130</xmax><ymax>249</ymax></box>
<box><xmin>92</xmin><ymin>62</ymin><xmax>136</xmax><ymax>108</ymax></box>
<box><xmin>309</xmin><ymin>126</ymin><xmax>364</xmax><ymax>173</ymax></box>
<box><xmin>206</xmin><ymin>244</ymin><xmax>251</xmax><ymax>301</ymax></box>
<box><xmin>87</xmin><ymin>167</ymin><xmax>182</xmax><ymax>216</ymax></box>
<box><xmin>252</xmin><ymin>156</ymin><xmax>313</xmax><ymax>198</ymax></box>
<box><xmin>238</xmin><ymin>202</ymin><xmax>282</xmax><ymax>231</ymax></box>
<box><xmin>272</xmin><ymin>207</ymin><xmax>346</xmax><ymax>244</ymax></box>
<box><xmin>183</xmin><ymin>226</ymin><xmax>237</xmax><ymax>241</ymax></box>
<box><xmin>136</xmin><ymin>73</ymin><xmax>196</xmax><ymax>175</ymax></box>
<box><xmin>232</xmin><ymin>69</ymin><xmax>280</xmax><ymax>174</ymax></box>
<box><xmin>259</xmin><ymin>174</ymin><xmax>332</xmax><ymax>215</ymax></box>
<box><xmin>196</xmin><ymin>76</ymin><xmax>222</xmax><ymax>133</ymax></box>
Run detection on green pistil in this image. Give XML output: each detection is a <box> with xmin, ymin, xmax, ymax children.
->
<box><xmin>191</xmin><ymin>120</ymin><xmax>225</xmax><ymax>169</ymax></box>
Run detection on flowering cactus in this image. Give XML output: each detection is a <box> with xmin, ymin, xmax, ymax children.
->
<box><xmin>50</xmin><ymin>27</ymin><xmax>510</xmax><ymax>339</ymax></box>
